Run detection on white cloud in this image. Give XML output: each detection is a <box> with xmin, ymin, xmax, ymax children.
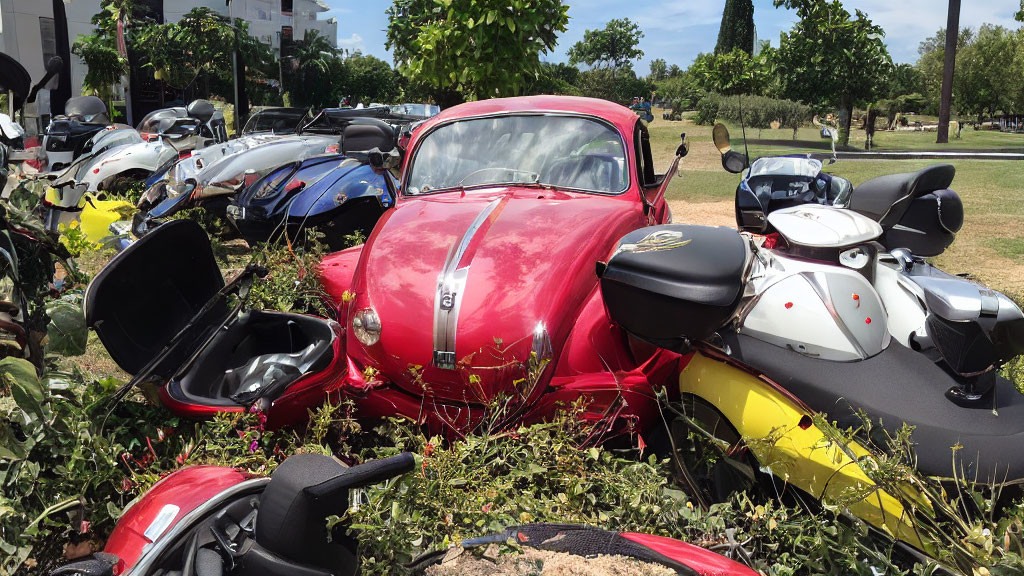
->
<box><xmin>337</xmin><ymin>33</ymin><xmax>364</xmax><ymax>51</ymax></box>
<box><xmin>843</xmin><ymin>0</ymin><xmax>1020</xmax><ymax>62</ymax></box>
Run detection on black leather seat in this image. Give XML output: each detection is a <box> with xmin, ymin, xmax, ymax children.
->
<box><xmin>848</xmin><ymin>164</ymin><xmax>955</xmax><ymax>227</ymax></box>
<box><xmin>727</xmin><ymin>333</ymin><xmax>1024</xmax><ymax>484</ymax></box>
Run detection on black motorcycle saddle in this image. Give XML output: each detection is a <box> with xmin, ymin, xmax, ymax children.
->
<box><xmin>850</xmin><ymin>164</ymin><xmax>954</xmax><ymax>225</ymax></box>
<box><xmin>727</xmin><ymin>333</ymin><xmax>1024</xmax><ymax>484</ymax></box>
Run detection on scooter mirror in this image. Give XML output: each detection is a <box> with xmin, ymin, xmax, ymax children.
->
<box><xmin>722</xmin><ymin>150</ymin><xmax>748</xmax><ymax>174</ymax></box>
<box><xmin>45</xmin><ymin>56</ymin><xmax>64</xmax><ymax>75</ymax></box>
<box><xmin>712</xmin><ymin>123</ymin><xmax>732</xmax><ymax>154</ymax></box>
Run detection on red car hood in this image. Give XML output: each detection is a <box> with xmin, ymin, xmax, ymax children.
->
<box><xmin>347</xmin><ymin>187</ymin><xmax>641</xmax><ymax>405</ymax></box>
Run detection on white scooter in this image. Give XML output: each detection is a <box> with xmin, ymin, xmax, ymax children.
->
<box><xmin>80</xmin><ymin>100</ymin><xmax>227</xmax><ymax>193</ymax></box>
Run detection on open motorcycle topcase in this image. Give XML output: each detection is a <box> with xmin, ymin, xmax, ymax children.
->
<box><xmin>84</xmin><ymin>219</ymin><xmax>337</xmax><ymax>408</ymax></box>
<box><xmin>599</xmin><ymin>225</ymin><xmax>750</xmax><ymax>352</ymax></box>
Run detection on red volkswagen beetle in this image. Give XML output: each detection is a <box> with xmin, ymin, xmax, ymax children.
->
<box><xmin>319</xmin><ymin>96</ymin><xmax>685</xmax><ymax>435</ymax></box>
<box><xmin>86</xmin><ymin>96</ymin><xmax>686</xmax><ymax>435</ymax></box>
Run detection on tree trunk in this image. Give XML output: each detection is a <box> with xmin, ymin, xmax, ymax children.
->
<box><xmin>837</xmin><ymin>97</ymin><xmax>852</xmax><ymax>148</ymax></box>
<box><xmin>937</xmin><ymin>0</ymin><xmax>961</xmax><ymax>144</ymax></box>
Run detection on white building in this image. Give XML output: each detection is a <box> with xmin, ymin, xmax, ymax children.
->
<box><xmin>0</xmin><ymin>0</ymin><xmax>338</xmax><ymax>98</ymax></box>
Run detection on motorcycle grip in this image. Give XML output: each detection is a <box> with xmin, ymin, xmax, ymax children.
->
<box><xmin>304</xmin><ymin>453</ymin><xmax>415</xmax><ymax>501</ymax></box>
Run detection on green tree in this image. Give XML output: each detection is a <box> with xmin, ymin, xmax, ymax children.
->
<box><xmin>773</xmin><ymin>0</ymin><xmax>893</xmax><ymax>146</ymax></box>
<box><xmin>916</xmin><ymin>27</ymin><xmax>974</xmax><ymax>115</ymax></box>
<box><xmin>648</xmin><ymin>58</ymin><xmax>668</xmax><ymax>81</ymax></box>
<box><xmin>71</xmin><ymin>1</ymin><xmax>151</xmax><ymax>107</ymax></box>
<box><xmin>386</xmin><ymin>0</ymin><xmax>569</xmax><ymax>107</ymax></box>
<box><xmin>72</xmin><ymin>10</ymin><xmax>126</xmax><ymax>101</ymax></box>
<box><xmin>567</xmin><ymin>18</ymin><xmax>645</xmax><ymax>73</ymax></box>
<box><xmin>136</xmin><ymin>8</ymin><xmax>274</xmax><ymax>101</ymax></box>
<box><xmin>283</xmin><ymin>30</ymin><xmax>342</xmax><ymax>107</ymax></box>
<box><xmin>886</xmin><ymin>63</ymin><xmax>925</xmax><ymax>99</ymax></box>
<box><xmin>716</xmin><ymin>0</ymin><xmax>755</xmax><ymax>55</ymax></box>
<box><xmin>524</xmin><ymin>62</ymin><xmax>582</xmax><ymax>96</ymax></box>
<box><xmin>953</xmin><ymin>24</ymin><xmax>1017</xmax><ymax>121</ymax></box>
<box><xmin>574</xmin><ymin>67</ymin><xmax>652</xmax><ymax>104</ymax></box>
<box><xmin>688</xmin><ymin>47</ymin><xmax>774</xmax><ymax>96</ymax></box>
<box><xmin>339</xmin><ymin>52</ymin><xmax>402</xmax><ymax>105</ymax></box>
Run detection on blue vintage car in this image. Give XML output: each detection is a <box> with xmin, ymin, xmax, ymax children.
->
<box><xmin>225</xmin><ymin>153</ymin><xmax>396</xmax><ymax>249</ymax></box>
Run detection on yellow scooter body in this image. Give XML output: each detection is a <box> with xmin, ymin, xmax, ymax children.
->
<box><xmin>44</xmin><ymin>187</ymin><xmax>134</xmax><ymax>243</ymax></box>
<box><xmin>679</xmin><ymin>351</ymin><xmax>931</xmax><ymax>552</ymax></box>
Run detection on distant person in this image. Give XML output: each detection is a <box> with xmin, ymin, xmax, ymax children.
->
<box><xmin>630</xmin><ymin>96</ymin><xmax>653</xmax><ymax>123</ymax></box>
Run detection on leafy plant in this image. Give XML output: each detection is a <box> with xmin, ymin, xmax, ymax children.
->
<box><xmin>568</xmin><ymin>18</ymin><xmax>645</xmax><ymax>72</ymax></box>
<box><xmin>246</xmin><ymin>236</ymin><xmax>331</xmax><ymax>316</ymax></box>
<box><xmin>773</xmin><ymin>0</ymin><xmax>894</xmax><ymax>146</ymax></box>
<box><xmin>58</xmin><ymin>224</ymin><xmax>97</xmax><ymax>259</ymax></box>
<box><xmin>386</xmin><ymin>0</ymin><xmax>570</xmax><ymax>106</ymax></box>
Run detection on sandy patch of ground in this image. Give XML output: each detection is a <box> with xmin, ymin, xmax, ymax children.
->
<box><xmin>425</xmin><ymin>548</ymin><xmax>675</xmax><ymax>576</ymax></box>
<box><xmin>668</xmin><ymin>199</ymin><xmax>735</xmax><ymax>228</ymax></box>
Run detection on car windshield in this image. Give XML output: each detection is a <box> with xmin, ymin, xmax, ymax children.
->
<box><xmin>243</xmin><ymin>111</ymin><xmax>304</xmax><ymax>134</ymax></box>
<box><xmin>406</xmin><ymin>115</ymin><xmax>628</xmax><ymax>195</ymax></box>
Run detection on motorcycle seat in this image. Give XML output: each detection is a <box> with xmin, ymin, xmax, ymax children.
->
<box><xmin>727</xmin><ymin>332</ymin><xmax>1024</xmax><ymax>484</ymax></box>
<box><xmin>848</xmin><ymin>164</ymin><xmax>955</xmax><ymax>227</ymax></box>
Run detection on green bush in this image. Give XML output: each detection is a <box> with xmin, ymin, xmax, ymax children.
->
<box><xmin>693</xmin><ymin>92</ymin><xmax>810</xmax><ymax>138</ymax></box>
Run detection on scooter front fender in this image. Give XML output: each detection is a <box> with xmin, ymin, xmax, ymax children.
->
<box><xmin>104</xmin><ymin>466</ymin><xmax>262</xmax><ymax>575</ymax></box>
<box><xmin>680</xmin><ymin>352</ymin><xmax>930</xmax><ymax>552</ymax></box>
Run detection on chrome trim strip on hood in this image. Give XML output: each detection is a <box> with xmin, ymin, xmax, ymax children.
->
<box><xmin>432</xmin><ymin>197</ymin><xmax>503</xmax><ymax>369</ymax></box>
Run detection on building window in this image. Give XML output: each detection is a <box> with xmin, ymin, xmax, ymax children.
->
<box><xmin>281</xmin><ymin>0</ymin><xmax>293</xmax><ymax>15</ymax></box>
<box><xmin>280</xmin><ymin>25</ymin><xmax>294</xmax><ymax>58</ymax></box>
<box><xmin>39</xmin><ymin>17</ymin><xmax>57</xmax><ymax>68</ymax></box>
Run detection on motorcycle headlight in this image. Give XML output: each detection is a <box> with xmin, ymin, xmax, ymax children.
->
<box><xmin>352</xmin><ymin>308</ymin><xmax>381</xmax><ymax>346</ymax></box>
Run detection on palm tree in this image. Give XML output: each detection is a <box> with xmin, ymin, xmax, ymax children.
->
<box><xmin>285</xmin><ymin>31</ymin><xmax>340</xmax><ymax>107</ymax></box>
<box><xmin>937</xmin><ymin>0</ymin><xmax>961</xmax><ymax>144</ymax></box>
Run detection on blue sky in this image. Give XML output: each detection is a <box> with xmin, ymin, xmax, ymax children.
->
<box><xmin>324</xmin><ymin>1</ymin><xmax>1021</xmax><ymax>72</ymax></box>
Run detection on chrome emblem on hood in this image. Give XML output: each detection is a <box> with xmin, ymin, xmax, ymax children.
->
<box><xmin>432</xmin><ymin>197</ymin><xmax>504</xmax><ymax>370</ymax></box>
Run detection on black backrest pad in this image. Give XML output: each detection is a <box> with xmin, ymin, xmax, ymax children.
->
<box><xmin>341</xmin><ymin>118</ymin><xmax>396</xmax><ymax>154</ymax></box>
<box><xmin>187</xmin><ymin>99</ymin><xmax>216</xmax><ymax>124</ymax></box>
<box><xmin>84</xmin><ymin>219</ymin><xmax>225</xmax><ymax>375</ymax></box>
<box><xmin>850</xmin><ymin>164</ymin><xmax>955</xmax><ymax>225</ymax></box>
<box><xmin>255</xmin><ymin>454</ymin><xmax>358</xmax><ymax>571</ymax></box>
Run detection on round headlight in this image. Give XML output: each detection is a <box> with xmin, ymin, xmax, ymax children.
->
<box><xmin>352</xmin><ymin>308</ymin><xmax>382</xmax><ymax>346</ymax></box>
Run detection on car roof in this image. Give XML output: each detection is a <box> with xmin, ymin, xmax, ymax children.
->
<box><xmin>423</xmin><ymin>96</ymin><xmax>638</xmax><ymax>134</ymax></box>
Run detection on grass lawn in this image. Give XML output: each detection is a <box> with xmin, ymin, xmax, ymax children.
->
<box><xmin>647</xmin><ymin>115</ymin><xmax>1024</xmax><ymax>296</ymax></box>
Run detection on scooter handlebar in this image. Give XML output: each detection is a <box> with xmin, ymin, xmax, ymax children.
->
<box><xmin>304</xmin><ymin>453</ymin><xmax>416</xmax><ymax>501</ymax></box>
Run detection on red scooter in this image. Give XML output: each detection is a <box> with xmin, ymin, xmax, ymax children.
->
<box><xmin>50</xmin><ymin>453</ymin><xmax>758</xmax><ymax>576</ymax></box>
